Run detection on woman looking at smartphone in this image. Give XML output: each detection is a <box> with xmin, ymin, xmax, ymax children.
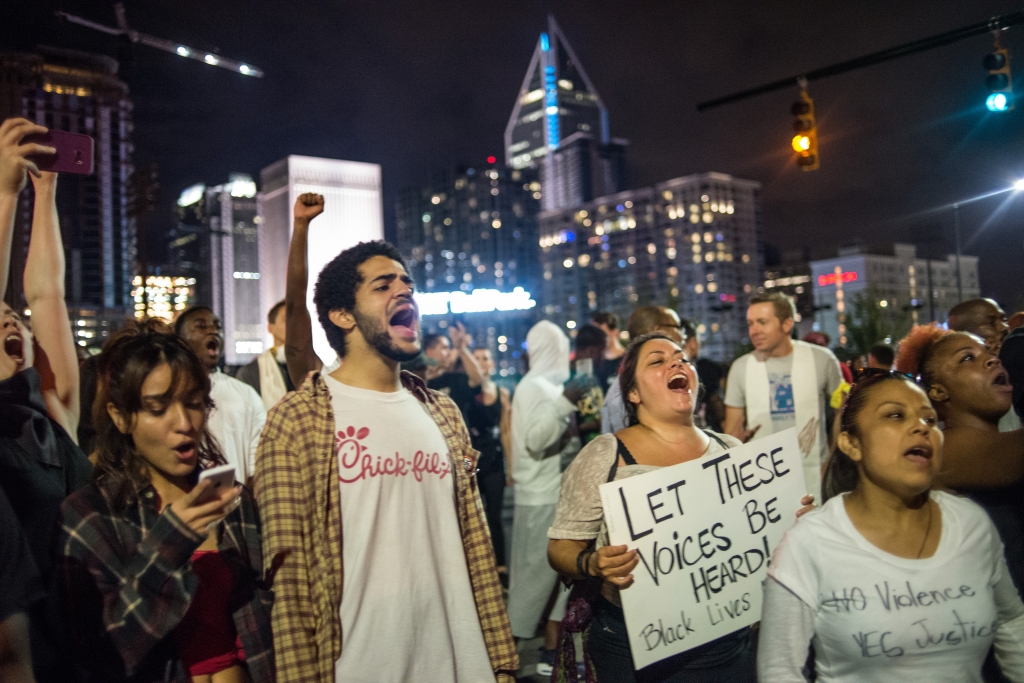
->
<box><xmin>56</xmin><ymin>333</ymin><xmax>274</xmax><ymax>683</ymax></box>
<box><xmin>758</xmin><ymin>371</ymin><xmax>1024</xmax><ymax>682</ymax></box>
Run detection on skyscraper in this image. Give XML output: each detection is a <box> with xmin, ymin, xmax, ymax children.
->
<box><xmin>538</xmin><ymin>173</ymin><xmax>764</xmax><ymax>362</ymax></box>
<box><xmin>395</xmin><ymin>163</ymin><xmax>541</xmax><ymax>377</ymax></box>
<box><xmin>259</xmin><ymin>155</ymin><xmax>383</xmax><ymax>367</ymax></box>
<box><xmin>0</xmin><ymin>47</ymin><xmax>135</xmax><ymax>345</ymax></box>
<box><xmin>170</xmin><ymin>174</ymin><xmax>262</xmax><ymax>365</ymax></box>
<box><xmin>505</xmin><ymin>16</ymin><xmax>627</xmax><ymax>211</ymax></box>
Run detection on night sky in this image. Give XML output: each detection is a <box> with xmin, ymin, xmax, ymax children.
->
<box><xmin>3</xmin><ymin>0</ymin><xmax>1024</xmax><ymax>308</ymax></box>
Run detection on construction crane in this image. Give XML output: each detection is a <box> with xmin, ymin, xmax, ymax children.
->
<box><xmin>56</xmin><ymin>3</ymin><xmax>264</xmax><ymax>78</ymax></box>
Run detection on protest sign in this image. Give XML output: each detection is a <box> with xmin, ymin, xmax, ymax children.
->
<box><xmin>599</xmin><ymin>428</ymin><xmax>806</xmax><ymax>669</ymax></box>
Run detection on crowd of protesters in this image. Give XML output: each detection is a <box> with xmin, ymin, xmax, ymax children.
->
<box><xmin>3</xmin><ymin>115</ymin><xmax>1024</xmax><ymax>683</ymax></box>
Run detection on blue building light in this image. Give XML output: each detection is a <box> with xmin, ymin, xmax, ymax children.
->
<box><xmin>540</xmin><ymin>32</ymin><xmax>550</xmax><ymax>52</ymax></box>
<box><xmin>544</xmin><ymin>65</ymin><xmax>560</xmax><ymax>148</ymax></box>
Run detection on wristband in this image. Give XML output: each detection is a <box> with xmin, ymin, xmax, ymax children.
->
<box><xmin>576</xmin><ymin>548</ymin><xmax>594</xmax><ymax>577</ymax></box>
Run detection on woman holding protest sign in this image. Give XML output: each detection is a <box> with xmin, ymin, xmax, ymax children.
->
<box><xmin>547</xmin><ymin>333</ymin><xmax>798</xmax><ymax>682</ymax></box>
<box><xmin>758</xmin><ymin>370</ymin><xmax>1024</xmax><ymax>682</ymax></box>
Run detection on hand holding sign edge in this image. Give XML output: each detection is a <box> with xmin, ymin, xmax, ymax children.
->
<box><xmin>590</xmin><ymin>543</ymin><xmax>640</xmax><ymax>589</ymax></box>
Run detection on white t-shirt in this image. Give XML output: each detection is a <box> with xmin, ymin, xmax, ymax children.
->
<box><xmin>323</xmin><ymin>375</ymin><xmax>494</xmax><ymax>683</ymax></box>
<box><xmin>766</xmin><ymin>491</ymin><xmax>1022</xmax><ymax>682</ymax></box>
<box><xmin>208</xmin><ymin>370</ymin><xmax>266</xmax><ymax>484</ymax></box>
<box><xmin>725</xmin><ymin>346</ymin><xmax>843</xmax><ymax>434</ymax></box>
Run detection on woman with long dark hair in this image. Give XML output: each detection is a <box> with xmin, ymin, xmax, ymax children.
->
<box><xmin>759</xmin><ymin>370</ymin><xmax>1024</xmax><ymax>682</ymax></box>
<box><xmin>547</xmin><ymin>333</ymin><xmax>765</xmax><ymax>682</ymax></box>
<box><xmin>56</xmin><ymin>333</ymin><xmax>273</xmax><ymax>682</ymax></box>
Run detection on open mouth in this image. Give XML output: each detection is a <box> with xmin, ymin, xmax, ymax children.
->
<box><xmin>172</xmin><ymin>439</ymin><xmax>197</xmax><ymax>462</ymax></box>
<box><xmin>667</xmin><ymin>373</ymin><xmax>690</xmax><ymax>392</ymax></box>
<box><xmin>4</xmin><ymin>333</ymin><xmax>24</xmax><ymax>363</ymax></box>
<box><xmin>205</xmin><ymin>337</ymin><xmax>220</xmax><ymax>358</ymax></box>
<box><xmin>389</xmin><ymin>305</ymin><xmax>418</xmax><ymax>340</ymax></box>
<box><xmin>993</xmin><ymin>369</ymin><xmax>1012</xmax><ymax>390</ymax></box>
<box><xmin>903</xmin><ymin>444</ymin><xmax>933</xmax><ymax>465</ymax></box>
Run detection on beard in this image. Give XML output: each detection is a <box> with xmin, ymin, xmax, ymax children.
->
<box><xmin>352</xmin><ymin>306</ymin><xmax>421</xmax><ymax>363</ymax></box>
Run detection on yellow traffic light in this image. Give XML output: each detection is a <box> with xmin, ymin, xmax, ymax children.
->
<box><xmin>791</xmin><ymin>90</ymin><xmax>819</xmax><ymax>171</ymax></box>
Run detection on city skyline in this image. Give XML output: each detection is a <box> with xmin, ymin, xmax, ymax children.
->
<box><xmin>2</xmin><ymin>1</ymin><xmax>1023</xmax><ymax>310</ymax></box>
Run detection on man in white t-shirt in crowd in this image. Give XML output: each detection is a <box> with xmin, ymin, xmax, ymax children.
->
<box><xmin>175</xmin><ymin>306</ymin><xmax>266</xmax><ymax>486</ymax></box>
<box><xmin>255</xmin><ymin>240</ymin><xmax>516</xmax><ymax>683</ymax></box>
<box><xmin>509</xmin><ymin>320</ymin><xmax>590</xmax><ymax>675</ymax></box>
<box><xmin>724</xmin><ymin>293</ymin><xmax>843</xmax><ymax>501</ymax></box>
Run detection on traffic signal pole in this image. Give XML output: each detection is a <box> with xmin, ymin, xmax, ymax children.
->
<box><xmin>697</xmin><ymin>11</ymin><xmax>1024</xmax><ymax>111</ymax></box>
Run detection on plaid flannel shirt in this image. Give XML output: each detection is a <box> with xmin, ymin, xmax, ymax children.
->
<box><xmin>256</xmin><ymin>370</ymin><xmax>518</xmax><ymax>683</ymax></box>
<box><xmin>57</xmin><ymin>477</ymin><xmax>274</xmax><ymax>683</ymax></box>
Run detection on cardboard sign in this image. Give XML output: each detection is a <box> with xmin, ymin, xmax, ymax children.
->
<box><xmin>599</xmin><ymin>429</ymin><xmax>806</xmax><ymax>669</ymax></box>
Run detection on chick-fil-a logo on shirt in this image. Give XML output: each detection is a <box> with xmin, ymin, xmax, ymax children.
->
<box><xmin>336</xmin><ymin>425</ymin><xmax>451</xmax><ymax>484</ymax></box>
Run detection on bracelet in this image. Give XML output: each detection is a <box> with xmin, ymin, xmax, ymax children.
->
<box><xmin>576</xmin><ymin>548</ymin><xmax>594</xmax><ymax>577</ymax></box>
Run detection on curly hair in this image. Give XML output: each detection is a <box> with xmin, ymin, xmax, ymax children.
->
<box><xmin>312</xmin><ymin>240</ymin><xmax>409</xmax><ymax>358</ymax></box>
<box><xmin>894</xmin><ymin>324</ymin><xmax>952</xmax><ymax>386</ymax></box>
<box><xmin>94</xmin><ymin>333</ymin><xmax>225</xmax><ymax>512</ymax></box>
<box><xmin>618</xmin><ymin>332</ymin><xmax>687</xmax><ymax>427</ymax></box>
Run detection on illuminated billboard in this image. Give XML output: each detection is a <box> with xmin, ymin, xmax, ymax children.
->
<box><xmin>415</xmin><ymin>287</ymin><xmax>536</xmax><ymax>316</ymax></box>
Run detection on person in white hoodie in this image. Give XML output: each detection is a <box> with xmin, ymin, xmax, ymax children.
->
<box><xmin>508</xmin><ymin>321</ymin><xmax>589</xmax><ymax>671</ymax></box>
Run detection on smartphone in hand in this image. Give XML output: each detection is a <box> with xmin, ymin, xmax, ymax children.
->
<box><xmin>194</xmin><ymin>463</ymin><xmax>237</xmax><ymax>505</ymax></box>
<box><xmin>23</xmin><ymin>130</ymin><xmax>95</xmax><ymax>175</ymax></box>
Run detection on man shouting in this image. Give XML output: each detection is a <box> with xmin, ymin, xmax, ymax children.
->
<box><xmin>256</xmin><ymin>240</ymin><xmax>517</xmax><ymax>682</ymax></box>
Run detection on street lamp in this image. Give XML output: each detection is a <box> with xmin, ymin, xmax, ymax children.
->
<box><xmin>951</xmin><ymin>179</ymin><xmax>1024</xmax><ymax>303</ymax></box>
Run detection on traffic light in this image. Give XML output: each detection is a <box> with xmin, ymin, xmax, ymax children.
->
<box><xmin>791</xmin><ymin>91</ymin><xmax>819</xmax><ymax>171</ymax></box>
<box><xmin>984</xmin><ymin>47</ymin><xmax>1013</xmax><ymax>111</ymax></box>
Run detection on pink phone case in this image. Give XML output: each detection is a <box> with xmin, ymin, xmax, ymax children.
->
<box><xmin>24</xmin><ymin>130</ymin><xmax>95</xmax><ymax>175</ymax></box>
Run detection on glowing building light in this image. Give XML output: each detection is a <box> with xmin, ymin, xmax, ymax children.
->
<box><xmin>177</xmin><ymin>183</ymin><xmax>205</xmax><ymax>207</ymax></box>
<box><xmin>540</xmin><ymin>32</ymin><xmax>550</xmax><ymax>51</ymax></box>
<box><xmin>176</xmin><ymin>46</ymin><xmax>190</xmax><ymax>57</ymax></box>
<box><xmin>204</xmin><ymin>54</ymin><xmax>219</xmax><ymax>65</ymax></box>
<box><xmin>487</xmin><ymin>156</ymin><xmax>497</xmax><ymax>164</ymax></box>
<box><xmin>227</xmin><ymin>175</ymin><xmax>257</xmax><ymax>198</ymax></box>
<box><xmin>239</xmin><ymin>64</ymin><xmax>252</xmax><ymax>75</ymax></box>
<box><xmin>414</xmin><ymin>287</ymin><xmax>537</xmax><ymax>316</ymax></box>
<box><xmin>817</xmin><ymin>271</ymin><xmax>859</xmax><ymax>286</ymax></box>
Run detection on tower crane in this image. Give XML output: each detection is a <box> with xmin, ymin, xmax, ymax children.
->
<box><xmin>56</xmin><ymin>3</ymin><xmax>264</xmax><ymax>77</ymax></box>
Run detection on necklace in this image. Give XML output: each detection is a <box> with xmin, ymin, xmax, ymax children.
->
<box><xmin>915</xmin><ymin>500</ymin><xmax>934</xmax><ymax>559</ymax></box>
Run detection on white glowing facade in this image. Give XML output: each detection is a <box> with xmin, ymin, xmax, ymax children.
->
<box><xmin>259</xmin><ymin>156</ymin><xmax>384</xmax><ymax>366</ymax></box>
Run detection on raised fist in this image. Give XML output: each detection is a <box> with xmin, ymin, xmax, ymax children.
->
<box><xmin>294</xmin><ymin>192</ymin><xmax>325</xmax><ymax>222</ymax></box>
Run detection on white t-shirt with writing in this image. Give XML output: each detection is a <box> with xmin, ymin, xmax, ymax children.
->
<box><xmin>765</xmin><ymin>491</ymin><xmax>1024</xmax><ymax>682</ymax></box>
<box><xmin>324</xmin><ymin>375</ymin><xmax>495</xmax><ymax>683</ymax></box>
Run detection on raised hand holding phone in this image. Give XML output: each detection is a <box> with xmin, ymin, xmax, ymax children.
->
<box><xmin>169</xmin><ymin>464</ymin><xmax>241</xmax><ymax>536</ymax></box>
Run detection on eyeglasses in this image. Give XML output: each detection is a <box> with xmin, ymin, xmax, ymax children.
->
<box><xmin>840</xmin><ymin>368</ymin><xmax>916</xmax><ymax>431</ymax></box>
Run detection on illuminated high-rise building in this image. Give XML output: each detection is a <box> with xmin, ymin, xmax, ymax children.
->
<box><xmin>170</xmin><ymin>174</ymin><xmax>262</xmax><ymax>365</ymax></box>
<box><xmin>505</xmin><ymin>16</ymin><xmax>627</xmax><ymax>211</ymax></box>
<box><xmin>258</xmin><ymin>156</ymin><xmax>383</xmax><ymax>367</ymax></box>
<box><xmin>538</xmin><ymin>173</ymin><xmax>764</xmax><ymax>362</ymax></box>
<box><xmin>395</xmin><ymin>163</ymin><xmax>541</xmax><ymax>377</ymax></box>
<box><xmin>0</xmin><ymin>47</ymin><xmax>135</xmax><ymax>346</ymax></box>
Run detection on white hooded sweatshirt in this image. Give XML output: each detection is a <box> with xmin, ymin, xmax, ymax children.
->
<box><xmin>511</xmin><ymin>320</ymin><xmax>576</xmax><ymax>506</ymax></box>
